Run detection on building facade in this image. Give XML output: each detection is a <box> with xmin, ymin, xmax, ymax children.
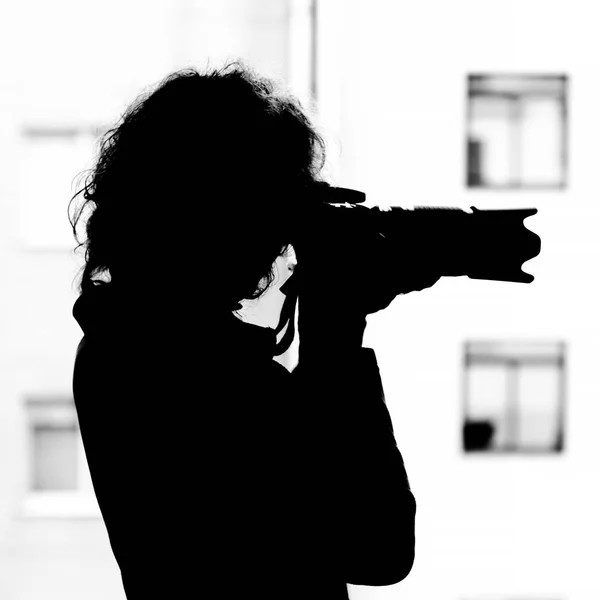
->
<box><xmin>0</xmin><ymin>1</ymin><xmax>597</xmax><ymax>599</ymax></box>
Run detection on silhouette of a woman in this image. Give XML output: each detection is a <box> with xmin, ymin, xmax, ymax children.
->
<box><xmin>69</xmin><ymin>61</ymin><xmax>417</xmax><ymax>600</ymax></box>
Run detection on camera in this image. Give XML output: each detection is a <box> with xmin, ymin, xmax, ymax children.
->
<box><xmin>273</xmin><ymin>184</ymin><xmax>541</xmax><ymax>355</ymax></box>
<box><xmin>301</xmin><ymin>183</ymin><xmax>540</xmax><ymax>284</ymax></box>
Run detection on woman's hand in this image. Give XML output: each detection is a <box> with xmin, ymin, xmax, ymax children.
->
<box><xmin>292</xmin><ymin>203</ymin><xmax>442</xmax><ymax>358</ymax></box>
<box><xmin>294</xmin><ymin>203</ymin><xmax>442</xmax><ymax>314</ymax></box>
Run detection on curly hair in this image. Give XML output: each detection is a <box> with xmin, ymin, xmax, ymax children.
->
<box><xmin>68</xmin><ymin>60</ymin><xmax>327</xmax><ymax>309</ymax></box>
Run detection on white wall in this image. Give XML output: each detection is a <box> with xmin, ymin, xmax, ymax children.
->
<box><xmin>0</xmin><ymin>1</ymin><xmax>294</xmax><ymax>599</ymax></box>
<box><xmin>317</xmin><ymin>1</ymin><xmax>600</xmax><ymax>599</ymax></box>
<box><xmin>1</xmin><ymin>0</ymin><xmax>597</xmax><ymax>598</ymax></box>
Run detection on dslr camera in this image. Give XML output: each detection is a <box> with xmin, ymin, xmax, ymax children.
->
<box><xmin>273</xmin><ymin>183</ymin><xmax>541</xmax><ymax>355</ymax></box>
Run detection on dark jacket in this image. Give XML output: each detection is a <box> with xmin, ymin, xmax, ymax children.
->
<box><xmin>72</xmin><ymin>283</ymin><xmax>416</xmax><ymax>599</ymax></box>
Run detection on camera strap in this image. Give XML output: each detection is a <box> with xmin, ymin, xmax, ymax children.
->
<box><xmin>273</xmin><ymin>265</ymin><xmax>300</xmax><ymax>357</ymax></box>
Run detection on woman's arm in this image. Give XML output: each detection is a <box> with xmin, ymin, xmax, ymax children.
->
<box><xmin>291</xmin><ymin>312</ymin><xmax>416</xmax><ymax>586</ymax></box>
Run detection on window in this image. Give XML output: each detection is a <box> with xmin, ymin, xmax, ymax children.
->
<box><xmin>22</xmin><ymin>395</ymin><xmax>100</xmax><ymax>518</ymax></box>
<box><xmin>32</xmin><ymin>420</ymin><xmax>78</xmax><ymax>491</ymax></box>
<box><xmin>463</xmin><ymin>341</ymin><xmax>566</xmax><ymax>453</ymax></box>
<box><xmin>466</xmin><ymin>74</ymin><xmax>568</xmax><ymax>189</ymax></box>
<box><xmin>18</xmin><ymin>124</ymin><xmax>105</xmax><ymax>251</ymax></box>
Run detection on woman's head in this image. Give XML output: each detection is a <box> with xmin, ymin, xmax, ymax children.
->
<box><xmin>69</xmin><ymin>60</ymin><xmax>326</xmax><ymax>308</ymax></box>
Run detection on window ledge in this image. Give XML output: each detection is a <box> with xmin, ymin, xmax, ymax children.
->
<box><xmin>19</xmin><ymin>491</ymin><xmax>102</xmax><ymax>519</ymax></box>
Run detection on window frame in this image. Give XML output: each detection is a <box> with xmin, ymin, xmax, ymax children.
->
<box><xmin>465</xmin><ymin>73</ymin><xmax>569</xmax><ymax>191</ymax></box>
<box><xmin>462</xmin><ymin>340</ymin><xmax>567</xmax><ymax>454</ymax></box>
<box><xmin>20</xmin><ymin>395</ymin><xmax>101</xmax><ymax>519</ymax></box>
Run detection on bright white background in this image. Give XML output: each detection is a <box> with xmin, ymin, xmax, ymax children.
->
<box><xmin>0</xmin><ymin>1</ymin><xmax>597</xmax><ymax>599</ymax></box>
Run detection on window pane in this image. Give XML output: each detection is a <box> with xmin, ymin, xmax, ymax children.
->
<box><xmin>469</xmin><ymin>96</ymin><xmax>514</xmax><ymax>186</ymax></box>
<box><xmin>517</xmin><ymin>365</ymin><xmax>561</xmax><ymax>450</ymax></box>
<box><xmin>33</xmin><ymin>425</ymin><xmax>78</xmax><ymax>491</ymax></box>
<box><xmin>465</xmin><ymin>365</ymin><xmax>508</xmax><ymax>450</ymax></box>
<box><xmin>521</xmin><ymin>97</ymin><xmax>563</xmax><ymax>186</ymax></box>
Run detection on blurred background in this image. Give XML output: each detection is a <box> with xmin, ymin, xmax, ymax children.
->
<box><xmin>0</xmin><ymin>0</ymin><xmax>597</xmax><ymax>598</ymax></box>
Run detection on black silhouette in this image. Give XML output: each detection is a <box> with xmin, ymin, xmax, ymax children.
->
<box><xmin>68</xmin><ymin>62</ymin><xmax>419</xmax><ymax>599</ymax></box>
<box><xmin>69</xmin><ymin>61</ymin><xmax>540</xmax><ymax>599</ymax></box>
